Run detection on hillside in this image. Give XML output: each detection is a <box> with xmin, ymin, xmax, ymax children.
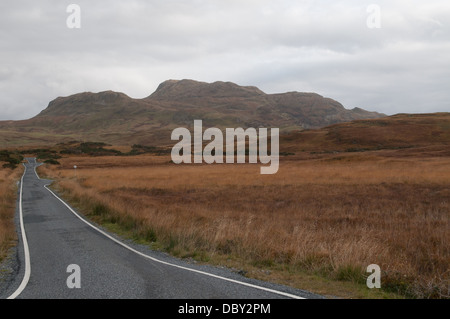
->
<box><xmin>280</xmin><ymin>112</ymin><xmax>450</xmax><ymax>156</ymax></box>
<box><xmin>0</xmin><ymin>79</ymin><xmax>385</xmax><ymax>147</ymax></box>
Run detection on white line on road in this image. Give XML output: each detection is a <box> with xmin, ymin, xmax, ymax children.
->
<box><xmin>7</xmin><ymin>164</ymin><xmax>31</xmax><ymax>299</ymax></box>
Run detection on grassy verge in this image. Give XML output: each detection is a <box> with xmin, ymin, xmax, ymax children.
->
<box><xmin>0</xmin><ymin>165</ymin><xmax>23</xmax><ymax>263</ymax></box>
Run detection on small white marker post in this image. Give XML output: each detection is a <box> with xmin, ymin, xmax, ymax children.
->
<box><xmin>74</xmin><ymin>165</ymin><xmax>77</xmax><ymax>179</ymax></box>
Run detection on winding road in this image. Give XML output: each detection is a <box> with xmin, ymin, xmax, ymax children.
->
<box><xmin>0</xmin><ymin>158</ymin><xmax>320</xmax><ymax>299</ymax></box>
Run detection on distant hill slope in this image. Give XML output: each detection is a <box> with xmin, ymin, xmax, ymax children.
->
<box><xmin>0</xmin><ymin>79</ymin><xmax>385</xmax><ymax>147</ymax></box>
<box><xmin>280</xmin><ymin>112</ymin><xmax>450</xmax><ymax>155</ymax></box>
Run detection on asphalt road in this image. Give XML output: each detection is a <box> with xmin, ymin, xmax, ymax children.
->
<box><xmin>0</xmin><ymin>158</ymin><xmax>322</xmax><ymax>299</ymax></box>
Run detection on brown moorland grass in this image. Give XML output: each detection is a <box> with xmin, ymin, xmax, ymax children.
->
<box><xmin>0</xmin><ymin>166</ymin><xmax>22</xmax><ymax>263</ymax></box>
<box><xmin>38</xmin><ymin>151</ymin><xmax>450</xmax><ymax>298</ymax></box>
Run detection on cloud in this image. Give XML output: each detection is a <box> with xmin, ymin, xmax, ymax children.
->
<box><xmin>0</xmin><ymin>0</ymin><xmax>449</xmax><ymax>120</ymax></box>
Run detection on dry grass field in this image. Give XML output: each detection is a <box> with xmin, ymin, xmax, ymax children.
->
<box><xmin>0</xmin><ymin>166</ymin><xmax>22</xmax><ymax>263</ymax></box>
<box><xmin>37</xmin><ymin>149</ymin><xmax>449</xmax><ymax>299</ymax></box>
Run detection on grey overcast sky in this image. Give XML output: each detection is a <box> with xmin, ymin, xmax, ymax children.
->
<box><xmin>0</xmin><ymin>0</ymin><xmax>449</xmax><ymax>120</ymax></box>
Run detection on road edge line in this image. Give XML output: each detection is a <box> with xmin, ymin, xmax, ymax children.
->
<box><xmin>7</xmin><ymin>164</ymin><xmax>31</xmax><ymax>299</ymax></box>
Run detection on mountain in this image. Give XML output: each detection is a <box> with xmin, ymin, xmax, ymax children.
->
<box><xmin>0</xmin><ymin>79</ymin><xmax>386</xmax><ymax>147</ymax></box>
<box><xmin>148</xmin><ymin>79</ymin><xmax>384</xmax><ymax>128</ymax></box>
<box><xmin>149</xmin><ymin>79</ymin><xmax>266</xmax><ymax>100</ymax></box>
